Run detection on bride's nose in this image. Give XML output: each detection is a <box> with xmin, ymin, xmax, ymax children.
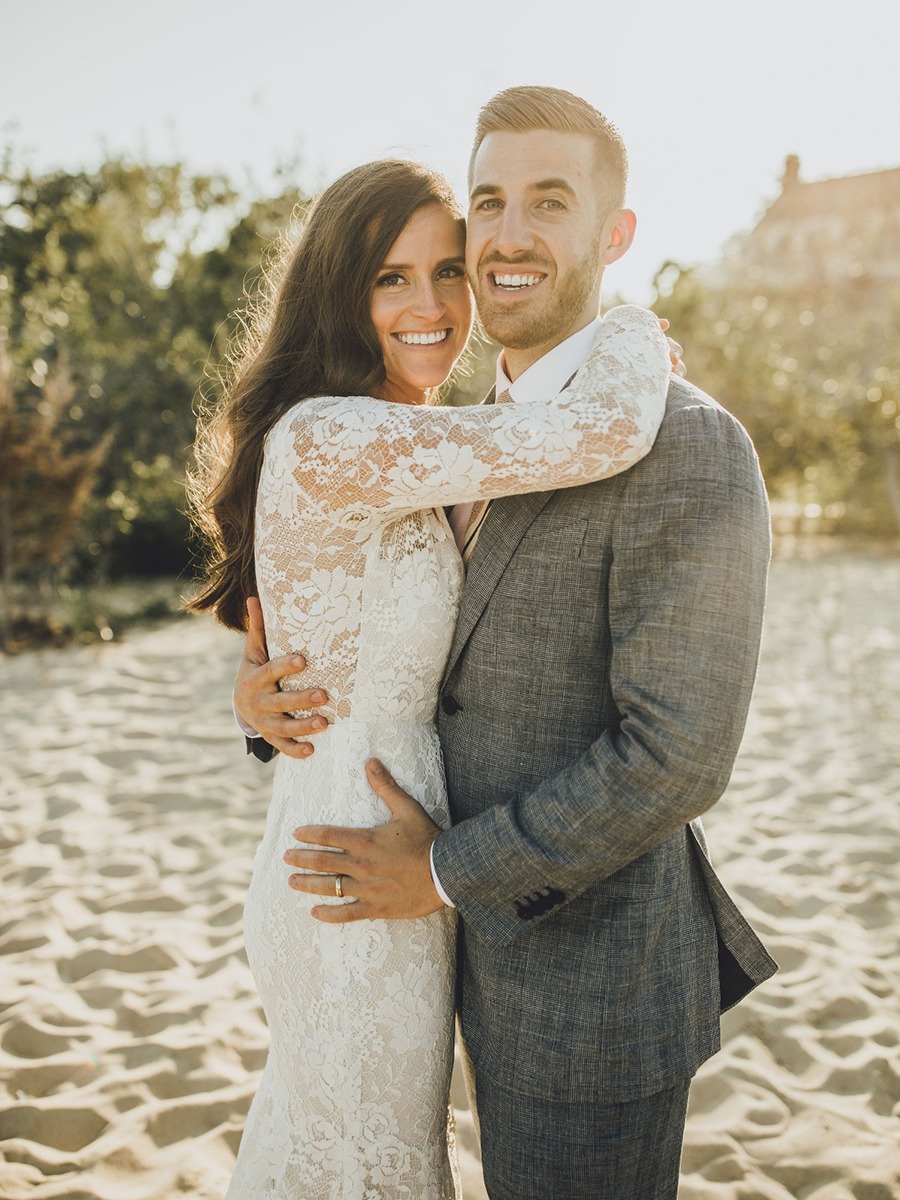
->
<box><xmin>410</xmin><ymin>280</ymin><xmax>444</xmax><ymax>322</ymax></box>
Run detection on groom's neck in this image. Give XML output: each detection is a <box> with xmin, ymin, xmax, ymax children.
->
<box><xmin>501</xmin><ymin>312</ymin><xmax>600</xmax><ymax>382</ymax></box>
<box><xmin>500</xmin><ymin>345</ymin><xmax>543</xmax><ymax>383</ymax></box>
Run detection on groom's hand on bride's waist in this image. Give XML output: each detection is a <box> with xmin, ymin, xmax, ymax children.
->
<box><xmin>283</xmin><ymin>760</ymin><xmax>445</xmax><ymax>922</ymax></box>
<box><xmin>235</xmin><ymin>599</ymin><xmax>330</xmax><ymax>759</ymax></box>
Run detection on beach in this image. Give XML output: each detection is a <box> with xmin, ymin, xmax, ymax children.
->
<box><xmin>1</xmin><ymin>552</ymin><xmax>898</xmax><ymax>1199</ymax></box>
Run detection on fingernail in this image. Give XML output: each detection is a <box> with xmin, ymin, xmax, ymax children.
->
<box><xmin>311</xmin><ymin>691</ymin><xmax>325</xmax><ymax>703</ymax></box>
<box><xmin>301</xmin><ymin>745</ymin><xmax>313</xmax><ymax>756</ymax></box>
<box><xmin>312</xmin><ymin>717</ymin><xmax>326</xmax><ymax>729</ymax></box>
<box><xmin>291</xmin><ymin>656</ymin><xmax>304</xmax><ymax>666</ymax></box>
<box><xmin>367</xmin><ymin>758</ymin><xmax>384</xmax><ymax>775</ymax></box>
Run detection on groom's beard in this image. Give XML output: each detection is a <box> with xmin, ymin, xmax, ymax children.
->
<box><xmin>472</xmin><ymin>237</ymin><xmax>603</xmax><ymax>352</ymax></box>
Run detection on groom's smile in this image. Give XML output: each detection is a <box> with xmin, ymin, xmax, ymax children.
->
<box><xmin>489</xmin><ymin>269</ymin><xmax>546</xmax><ymax>291</ymax></box>
<box><xmin>481</xmin><ymin>257</ymin><xmax>552</xmax><ymax>305</ymax></box>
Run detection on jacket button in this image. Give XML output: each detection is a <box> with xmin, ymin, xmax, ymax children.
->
<box><xmin>441</xmin><ymin>694</ymin><xmax>460</xmax><ymax>715</ymax></box>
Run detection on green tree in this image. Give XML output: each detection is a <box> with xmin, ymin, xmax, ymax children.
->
<box><xmin>0</xmin><ymin>150</ymin><xmax>310</xmax><ymax>579</ymax></box>
<box><xmin>653</xmin><ymin>264</ymin><xmax>900</xmax><ymax>536</ymax></box>
<box><xmin>0</xmin><ymin>342</ymin><xmax>110</xmax><ymax>647</ymax></box>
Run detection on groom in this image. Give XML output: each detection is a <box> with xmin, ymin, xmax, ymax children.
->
<box><xmin>236</xmin><ymin>86</ymin><xmax>776</xmax><ymax>1198</ymax></box>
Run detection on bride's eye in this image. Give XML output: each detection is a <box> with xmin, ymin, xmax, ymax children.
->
<box><xmin>435</xmin><ymin>266</ymin><xmax>465</xmax><ymax>282</ymax></box>
<box><xmin>376</xmin><ymin>272</ymin><xmax>405</xmax><ymax>288</ymax></box>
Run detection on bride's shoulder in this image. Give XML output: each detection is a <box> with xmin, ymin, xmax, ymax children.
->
<box><xmin>275</xmin><ymin>394</ymin><xmax>385</xmax><ymax>430</ymax></box>
<box><xmin>266</xmin><ymin>395</ymin><xmax>386</xmax><ymax>447</ymax></box>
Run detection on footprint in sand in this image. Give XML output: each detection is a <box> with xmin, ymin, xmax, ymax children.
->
<box><xmin>145</xmin><ymin>1098</ymin><xmax>238</xmax><ymax>1148</ymax></box>
<box><xmin>57</xmin><ymin>944</ymin><xmax>179</xmax><ymax>983</ymax></box>
<box><xmin>2</xmin><ymin>1020</ymin><xmax>87</xmax><ymax>1060</ymax></box>
<box><xmin>4</xmin><ymin>1059</ymin><xmax>100</xmax><ymax>1100</ymax></box>
<box><xmin>0</xmin><ymin>1103</ymin><xmax>108</xmax><ymax>1153</ymax></box>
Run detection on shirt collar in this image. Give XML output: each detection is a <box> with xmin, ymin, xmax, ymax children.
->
<box><xmin>495</xmin><ymin>317</ymin><xmax>602</xmax><ymax>403</ymax></box>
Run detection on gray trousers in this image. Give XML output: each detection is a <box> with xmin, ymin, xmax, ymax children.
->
<box><xmin>475</xmin><ymin>1073</ymin><xmax>691</xmax><ymax>1200</ymax></box>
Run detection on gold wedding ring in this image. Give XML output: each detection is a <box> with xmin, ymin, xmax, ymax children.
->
<box><xmin>335</xmin><ymin>874</ymin><xmax>344</xmax><ymax>899</ymax></box>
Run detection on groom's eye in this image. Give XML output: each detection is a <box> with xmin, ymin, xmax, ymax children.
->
<box><xmin>472</xmin><ymin>197</ymin><xmax>502</xmax><ymax>212</ymax></box>
<box><xmin>538</xmin><ymin>197</ymin><xmax>566</xmax><ymax>211</ymax></box>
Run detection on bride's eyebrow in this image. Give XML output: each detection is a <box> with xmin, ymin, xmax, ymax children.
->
<box><xmin>379</xmin><ymin>257</ymin><xmax>465</xmax><ymax>271</ymax></box>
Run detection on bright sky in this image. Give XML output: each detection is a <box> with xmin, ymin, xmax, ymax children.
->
<box><xmin>3</xmin><ymin>0</ymin><xmax>899</xmax><ymax>300</ymax></box>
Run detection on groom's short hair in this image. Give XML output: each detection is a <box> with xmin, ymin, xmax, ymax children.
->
<box><xmin>469</xmin><ymin>86</ymin><xmax>628</xmax><ymax>216</ymax></box>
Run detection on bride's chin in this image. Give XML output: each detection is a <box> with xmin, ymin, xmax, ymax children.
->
<box><xmin>397</xmin><ymin>369</ymin><xmax>455</xmax><ymax>393</ymax></box>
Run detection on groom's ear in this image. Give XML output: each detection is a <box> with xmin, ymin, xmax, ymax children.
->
<box><xmin>600</xmin><ymin>209</ymin><xmax>637</xmax><ymax>265</ymax></box>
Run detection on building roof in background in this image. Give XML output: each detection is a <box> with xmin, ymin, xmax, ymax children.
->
<box><xmin>717</xmin><ymin>155</ymin><xmax>900</xmax><ymax>287</ymax></box>
<box><xmin>762</xmin><ymin>156</ymin><xmax>900</xmax><ymax>222</ymax></box>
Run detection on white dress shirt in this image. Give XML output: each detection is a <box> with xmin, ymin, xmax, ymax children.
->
<box><xmin>433</xmin><ymin>316</ymin><xmax>603</xmax><ymax>906</ymax></box>
<box><xmin>447</xmin><ymin>318</ymin><xmax>602</xmax><ymax>555</ymax></box>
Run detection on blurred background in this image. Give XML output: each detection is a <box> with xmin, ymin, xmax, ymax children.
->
<box><xmin>1</xmin><ymin>0</ymin><xmax>899</xmax><ymax>648</ymax></box>
<box><xmin>2</xmin><ymin>7</ymin><xmax>899</xmax><ymax>1198</ymax></box>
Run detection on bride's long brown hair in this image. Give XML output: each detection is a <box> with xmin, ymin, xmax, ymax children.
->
<box><xmin>187</xmin><ymin>160</ymin><xmax>463</xmax><ymax>631</ymax></box>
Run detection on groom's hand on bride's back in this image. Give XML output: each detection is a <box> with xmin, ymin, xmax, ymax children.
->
<box><xmin>234</xmin><ymin>597</ymin><xmax>330</xmax><ymax>759</ymax></box>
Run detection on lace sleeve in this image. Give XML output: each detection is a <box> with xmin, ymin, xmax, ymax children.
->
<box><xmin>266</xmin><ymin>304</ymin><xmax>669</xmax><ymax>527</ymax></box>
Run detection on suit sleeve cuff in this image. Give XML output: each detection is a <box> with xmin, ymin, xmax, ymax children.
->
<box><xmin>430</xmin><ymin>837</ymin><xmax>456</xmax><ymax>908</ymax></box>
<box><xmin>233</xmin><ymin>696</ymin><xmax>261</xmax><ymax>739</ymax></box>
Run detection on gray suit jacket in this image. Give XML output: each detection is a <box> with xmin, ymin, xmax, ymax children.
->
<box><xmin>433</xmin><ymin>378</ymin><xmax>777</xmax><ymax>1103</ymax></box>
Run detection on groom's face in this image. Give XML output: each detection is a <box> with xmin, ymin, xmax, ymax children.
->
<box><xmin>466</xmin><ymin>129</ymin><xmax>615</xmax><ymax>358</ymax></box>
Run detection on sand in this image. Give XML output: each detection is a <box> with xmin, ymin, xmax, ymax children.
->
<box><xmin>1</xmin><ymin>552</ymin><xmax>898</xmax><ymax>1199</ymax></box>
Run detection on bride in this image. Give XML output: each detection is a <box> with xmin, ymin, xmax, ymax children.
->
<box><xmin>189</xmin><ymin>158</ymin><xmax>671</xmax><ymax>1198</ymax></box>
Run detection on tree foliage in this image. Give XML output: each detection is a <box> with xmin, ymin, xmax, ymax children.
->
<box><xmin>0</xmin><ymin>150</ymin><xmax>306</xmax><ymax>589</ymax></box>
<box><xmin>0</xmin><ymin>343</ymin><xmax>111</xmax><ymax>646</ymax></box>
<box><xmin>1</xmin><ymin>144</ymin><xmax>896</xmax><ymax>637</ymax></box>
<box><xmin>653</xmin><ymin>264</ymin><xmax>900</xmax><ymax>535</ymax></box>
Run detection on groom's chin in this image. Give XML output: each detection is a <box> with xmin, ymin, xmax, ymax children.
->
<box><xmin>479</xmin><ymin>306</ymin><xmax>552</xmax><ymax>352</ymax></box>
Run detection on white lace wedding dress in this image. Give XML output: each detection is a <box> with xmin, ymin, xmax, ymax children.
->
<box><xmin>225</xmin><ymin>305</ymin><xmax>669</xmax><ymax>1199</ymax></box>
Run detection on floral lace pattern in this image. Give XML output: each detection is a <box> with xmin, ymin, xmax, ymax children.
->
<box><xmin>226</xmin><ymin>306</ymin><xmax>668</xmax><ymax>1198</ymax></box>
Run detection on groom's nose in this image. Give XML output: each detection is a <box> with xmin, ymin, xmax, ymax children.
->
<box><xmin>491</xmin><ymin>202</ymin><xmax>535</xmax><ymax>259</ymax></box>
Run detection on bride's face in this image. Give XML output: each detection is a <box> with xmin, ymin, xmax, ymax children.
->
<box><xmin>370</xmin><ymin>203</ymin><xmax>473</xmax><ymax>405</ymax></box>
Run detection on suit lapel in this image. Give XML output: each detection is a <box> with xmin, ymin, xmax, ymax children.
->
<box><xmin>444</xmin><ymin>487</ymin><xmax>556</xmax><ymax>681</ymax></box>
